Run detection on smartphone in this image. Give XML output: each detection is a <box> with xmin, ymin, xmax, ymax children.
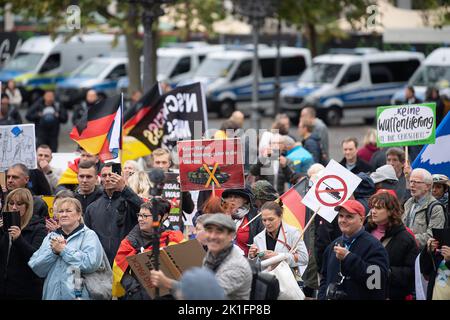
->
<box><xmin>2</xmin><ymin>211</ymin><xmax>21</xmax><ymax>231</ymax></box>
<box><xmin>111</xmin><ymin>163</ymin><xmax>122</xmax><ymax>176</ymax></box>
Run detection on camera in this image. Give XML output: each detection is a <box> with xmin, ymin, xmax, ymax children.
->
<box><xmin>326</xmin><ymin>282</ymin><xmax>348</xmax><ymax>300</ymax></box>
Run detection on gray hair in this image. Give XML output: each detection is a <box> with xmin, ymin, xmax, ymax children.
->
<box><xmin>281</xmin><ymin>135</ymin><xmax>296</xmax><ymax>148</ymax></box>
<box><xmin>411</xmin><ymin>168</ymin><xmax>433</xmax><ymax>185</ymax></box>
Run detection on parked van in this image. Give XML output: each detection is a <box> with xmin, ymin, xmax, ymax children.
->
<box><xmin>0</xmin><ymin>34</ymin><xmax>125</xmax><ymax>104</ymax></box>
<box><xmin>391</xmin><ymin>47</ymin><xmax>450</xmax><ymax>104</ymax></box>
<box><xmin>116</xmin><ymin>43</ymin><xmax>224</xmax><ymax>93</ymax></box>
<box><xmin>280</xmin><ymin>51</ymin><xmax>424</xmax><ymax>125</ymax></box>
<box><xmin>183</xmin><ymin>46</ymin><xmax>311</xmax><ymax>117</ymax></box>
<box><xmin>56</xmin><ymin>56</ymin><xmax>128</xmax><ymax>107</ymax></box>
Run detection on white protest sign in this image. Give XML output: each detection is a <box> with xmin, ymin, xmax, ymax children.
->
<box><xmin>51</xmin><ymin>153</ymin><xmax>79</xmax><ymax>172</ymax></box>
<box><xmin>301</xmin><ymin>159</ymin><xmax>362</xmax><ymax>223</ymax></box>
<box><xmin>0</xmin><ymin>124</ymin><xmax>37</xmax><ymax>171</ymax></box>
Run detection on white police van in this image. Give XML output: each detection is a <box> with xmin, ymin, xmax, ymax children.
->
<box><xmin>280</xmin><ymin>50</ymin><xmax>424</xmax><ymax>125</ymax></box>
<box><xmin>116</xmin><ymin>43</ymin><xmax>225</xmax><ymax>92</ymax></box>
<box><xmin>56</xmin><ymin>56</ymin><xmax>128</xmax><ymax>107</ymax></box>
<box><xmin>0</xmin><ymin>34</ymin><xmax>126</xmax><ymax>104</ymax></box>
<box><xmin>183</xmin><ymin>46</ymin><xmax>311</xmax><ymax>117</ymax></box>
<box><xmin>391</xmin><ymin>47</ymin><xmax>450</xmax><ymax>104</ymax></box>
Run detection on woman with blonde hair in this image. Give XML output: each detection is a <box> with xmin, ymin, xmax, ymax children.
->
<box><xmin>357</xmin><ymin>128</ymin><xmax>379</xmax><ymax>163</ymax></box>
<box><xmin>0</xmin><ymin>188</ymin><xmax>47</xmax><ymax>299</ymax></box>
<box><xmin>29</xmin><ymin>197</ymin><xmax>105</xmax><ymax>300</ymax></box>
<box><xmin>127</xmin><ymin>170</ymin><xmax>152</xmax><ymax>201</ymax></box>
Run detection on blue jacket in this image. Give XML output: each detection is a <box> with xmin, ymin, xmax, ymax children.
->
<box><xmin>319</xmin><ymin>228</ymin><xmax>389</xmax><ymax>300</ymax></box>
<box><xmin>302</xmin><ymin>133</ymin><xmax>322</xmax><ymax>164</ymax></box>
<box><xmin>28</xmin><ymin>225</ymin><xmax>103</xmax><ymax>300</ymax></box>
<box><xmin>286</xmin><ymin>145</ymin><xmax>313</xmax><ymax>174</ymax></box>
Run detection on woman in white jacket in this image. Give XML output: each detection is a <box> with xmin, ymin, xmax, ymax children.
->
<box><xmin>248</xmin><ymin>201</ymin><xmax>308</xmax><ymax>269</ymax></box>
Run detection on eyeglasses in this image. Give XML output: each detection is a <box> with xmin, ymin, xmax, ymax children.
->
<box><xmin>410</xmin><ymin>180</ymin><xmax>426</xmax><ymax>185</ymax></box>
<box><xmin>137</xmin><ymin>213</ymin><xmax>152</xmax><ymax>219</ymax></box>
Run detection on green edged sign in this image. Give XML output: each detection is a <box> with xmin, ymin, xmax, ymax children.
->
<box><xmin>376</xmin><ymin>103</ymin><xmax>436</xmax><ymax>147</ymax></box>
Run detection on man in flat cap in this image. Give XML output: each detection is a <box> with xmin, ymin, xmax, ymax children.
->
<box><xmin>151</xmin><ymin>213</ymin><xmax>253</xmax><ymax>300</ymax></box>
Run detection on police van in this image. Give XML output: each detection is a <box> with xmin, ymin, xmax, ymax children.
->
<box><xmin>56</xmin><ymin>56</ymin><xmax>128</xmax><ymax>108</ymax></box>
<box><xmin>183</xmin><ymin>46</ymin><xmax>311</xmax><ymax>117</ymax></box>
<box><xmin>0</xmin><ymin>34</ymin><xmax>126</xmax><ymax>105</ymax></box>
<box><xmin>280</xmin><ymin>51</ymin><xmax>424</xmax><ymax>125</ymax></box>
<box><xmin>391</xmin><ymin>47</ymin><xmax>450</xmax><ymax>104</ymax></box>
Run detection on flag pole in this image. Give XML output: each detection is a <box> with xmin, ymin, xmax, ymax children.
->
<box><xmin>289</xmin><ymin>206</ymin><xmax>321</xmax><ymax>254</ymax></box>
<box><xmin>120</xmin><ymin>92</ymin><xmax>124</xmax><ymax>165</ymax></box>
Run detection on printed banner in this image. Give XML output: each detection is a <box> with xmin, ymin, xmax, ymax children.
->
<box><xmin>177</xmin><ymin>138</ymin><xmax>245</xmax><ymax>192</ymax></box>
<box><xmin>377</xmin><ymin>103</ymin><xmax>436</xmax><ymax>147</ymax></box>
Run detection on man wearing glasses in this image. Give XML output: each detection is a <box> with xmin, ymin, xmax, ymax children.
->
<box><xmin>403</xmin><ymin>168</ymin><xmax>446</xmax><ymax>249</ymax></box>
<box><xmin>84</xmin><ymin>162</ymin><xmax>143</xmax><ymax>265</ymax></box>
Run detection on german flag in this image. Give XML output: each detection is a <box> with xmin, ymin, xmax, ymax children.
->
<box><xmin>70</xmin><ymin>95</ymin><xmax>121</xmax><ymax>161</ymax></box>
<box><xmin>123</xmin><ymin>83</ymin><xmax>161</xmax><ymax>136</ymax></box>
<box><xmin>279</xmin><ymin>178</ymin><xmax>308</xmax><ymax>231</ymax></box>
<box><xmin>57</xmin><ymin>157</ymin><xmax>81</xmax><ymax>186</ymax></box>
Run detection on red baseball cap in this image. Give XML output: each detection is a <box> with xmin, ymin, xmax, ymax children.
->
<box><xmin>375</xmin><ymin>189</ymin><xmax>397</xmax><ymax>198</ymax></box>
<box><xmin>334</xmin><ymin>200</ymin><xmax>365</xmax><ymax>217</ymax></box>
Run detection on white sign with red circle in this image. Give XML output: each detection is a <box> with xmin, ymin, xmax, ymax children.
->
<box><xmin>302</xmin><ymin>160</ymin><xmax>362</xmax><ymax>223</ymax></box>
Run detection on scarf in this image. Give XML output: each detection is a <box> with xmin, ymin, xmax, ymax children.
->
<box><xmin>232</xmin><ymin>206</ymin><xmax>249</xmax><ymax>220</ymax></box>
<box><xmin>204</xmin><ymin>243</ymin><xmax>234</xmax><ymax>272</ymax></box>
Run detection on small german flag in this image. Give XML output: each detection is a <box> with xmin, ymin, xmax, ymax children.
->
<box><xmin>70</xmin><ymin>95</ymin><xmax>122</xmax><ymax>161</ymax></box>
<box><xmin>279</xmin><ymin>179</ymin><xmax>308</xmax><ymax>231</ymax></box>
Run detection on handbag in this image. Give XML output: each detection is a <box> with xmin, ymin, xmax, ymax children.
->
<box><xmin>267</xmin><ymin>260</ymin><xmax>305</xmax><ymax>300</ymax></box>
<box><xmin>79</xmin><ymin>230</ymin><xmax>113</xmax><ymax>300</ymax></box>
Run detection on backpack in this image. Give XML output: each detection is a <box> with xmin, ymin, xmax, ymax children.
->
<box><xmin>248</xmin><ymin>259</ymin><xmax>280</xmax><ymax>300</ymax></box>
<box><xmin>424</xmin><ymin>200</ymin><xmax>449</xmax><ymax>228</ymax></box>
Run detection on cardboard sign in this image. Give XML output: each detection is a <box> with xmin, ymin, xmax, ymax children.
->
<box><xmin>177</xmin><ymin>138</ymin><xmax>245</xmax><ymax>192</ymax></box>
<box><xmin>302</xmin><ymin>159</ymin><xmax>362</xmax><ymax>223</ymax></box>
<box><xmin>126</xmin><ymin>239</ymin><xmax>206</xmax><ymax>298</ymax></box>
<box><xmin>377</xmin><ymin>103</ymin><xmax>436</xmax><ymax>147</ymax></box>
<box><xmin>163</xmin><ymin>172</ymin><xmax>183</xmax><ymax>229</ymax></box>
<box><xmin>0</xmin><ymin>172</ymin><xmax>5</xmax><ymax>188</ymax></box>
<box><xmin>0</xmin><ymin>124</ymin><xmax>37</xmax><ymax>171</ymax></box>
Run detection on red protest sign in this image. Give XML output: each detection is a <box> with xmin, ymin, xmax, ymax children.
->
<box><xmin>314</xmin><ymin>175</ymin><xmax>348</xmax><ymax>207</ymax></box>
<box><xmin>177</xmin><ymin>138</ymin><xmax>245</xmax><ymax>192</ymax></box>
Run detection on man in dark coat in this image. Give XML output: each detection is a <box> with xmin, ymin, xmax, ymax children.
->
<box><xmin>6</xmin><ymin>164</ymin><xmax>49</xmax><ymax>220</ymax></box>
<box><xmin>84</xmin><ymin>163</ymin><xmax>143</xmax><ymax>265</ymax></box>
<box><xmin>73</xmin><ymin>160</ymin><xmax>103</xmax><ymax>215</ymax></box>
<box><xmin>0</xmin><ymin>214</ymin><xmax>47</xmax><ymax>299</ymax></box>
<box><xmin>339</xmin><ymin>137</ymin><xmax>373</xmax><ymax>174</ymax></box>
<box><xmin>319</xmin><ymin>200</ymin><xmax>389</xmax><ymax>300</ymax></box>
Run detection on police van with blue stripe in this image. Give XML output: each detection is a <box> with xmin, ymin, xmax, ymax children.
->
<box><xmin>0</xmin><ymin>34</ymin><xmax>126</xmax><ymax>105</ymax></box>
<box><xmin>181</xmin><ymin>46</ymin><xmax>311</xmax><ymax>117</ymax></box>
<box><xmin>280</xmin><ymin>50</ymin><xmax>424</xmax><ymax>125</ymax></box>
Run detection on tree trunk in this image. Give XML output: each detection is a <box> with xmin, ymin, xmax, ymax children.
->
<box><xmin>306</xmin><ymin>22</ymin><xmax>317</xmax><ymax>57</ymax></box>
<box><xmin>151</xmin><ymin>19</ymin><xmax>159</xmax><ymax>86</ymax></box>
<box><xmin>126</xmin><ymin>5</ymin><xmax>142</xmax><ymax>94</ymax></box>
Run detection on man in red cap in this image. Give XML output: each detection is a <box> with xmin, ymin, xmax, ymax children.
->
<box><xmin>318</xmin><ymin>200</ymin><xmax>389</xmax><ymax>300</ymax></box>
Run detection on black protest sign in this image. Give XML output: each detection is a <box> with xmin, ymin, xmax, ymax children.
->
<box><xmin>128</xmin><ymin>82</ymin><xmax>207</xmax><ymax>152</ymax></box>
<box><xmin>163</xmin><ymin>172</ymin><xmax>183</xmax><ymax>229</ymax></box>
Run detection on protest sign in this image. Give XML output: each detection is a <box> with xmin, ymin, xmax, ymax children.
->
<box><xmin>177</xmin><ymin>138</ymin><xmax>245</xmax><ymax>192</ymax></box>
<box><xmin>126</xmin><ymin>239</ymin><xmax>205</xmax><ymax>298</ymax></box>
<box><xmin>128</xmin><ymin>82</ymin><xmax>208</xmax><ymax>153</ymax></box>
<box><xmin>0</xmin><ymin>124</ymin><xmax>37</xmax><ymax>171</ymax></box>
<box><xmin>42</xmin><ymin>196</ymin><xmax>55</xmax><ymax>219</ymax></box>
<box><xmin>163</xmin><ymin>172</ymin><xmax>183</xmax><ymax>229</ymax></box>
<box><xmin>302</xmin><ymin>159</ymin><xmax>362</xmax><ymax>223</ymax></box>
<box><xmin>377</xmin><ymin>103</ymin><xmax>436</xmax><ymax>147</ymax></box>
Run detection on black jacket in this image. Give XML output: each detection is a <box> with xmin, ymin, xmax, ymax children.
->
<box><xmin>319</xmin><ymin>229</ymin><xmax>389</xmax><ymax>300</ymax></box>
<box><xmin>84</xmin><ymin>186</ymin><xmax>143</xmax><ymax>265</ymax></box>
<box><xmin>72</xmin><ymin>101</ymin><xmax>95</xmax><ymax>126</ymax></box>
<box><xmin>339</xmin><ymin>157</ymin><xmax>373</xmax><ymax>175</ymax></box>
<box><xmin>29</xmin><ymin>169</ymin><xmax>52</xmax><ymax>196</ymax></box>
<box><xmin>74</xmin><ymin>185</ymin><xmax>103</xmax><ymax>215</ymax></box>
<box><xmin>420</xmin><ymin>244</ymin><xmax>450</xmax><ymax>300</ymax></box>
<box><xmin>0</xmin><ymin>215</ymin><xmax>47</xmax><ymax>299</ymax></box>
<box><xmin>25</xmin><ymin>98</ymin><xmax>68</xmax><ymax>134</ymax></box>
<box><xmin>354</xmin><ymin>173</ymin><xmax>375</xmax><ymax>215</ymax></box>
<box><xmin>365</xmin><ymin>224</ymin><xmax>418</xmax><ymax>299</ymax></box>
<box><xmin>302</xmin><ymin>132</ymin><xmax>322</xmax><ymax>164</ymax></box>
<box><xmin>33</xmin><ymin>196</ymin><xmax>49</xmax><ymax>221</ymax></box>
<box><xmin>315</xmin><ymin>215</ymin><xmax>341</xmax><ymax>271</ymax></box>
